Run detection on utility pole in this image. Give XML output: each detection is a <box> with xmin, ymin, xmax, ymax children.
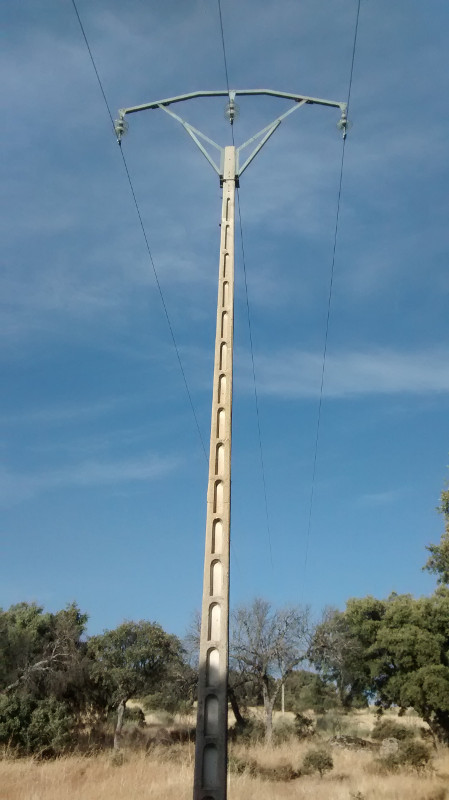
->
<box><xmin>115</xmin><ymin>89</ymin><xmax>347</xmax><ymax>800</ymax></box>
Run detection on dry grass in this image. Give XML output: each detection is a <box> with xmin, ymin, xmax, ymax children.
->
<box><xmin>0</xmin><ymin>709</ymin><xmax>444</xmax><ymax>800</ymax></box>
<box><xmin>1</xmin><ymin>743</ymin><xmax>449</xmax><ymax>800</ymax></box>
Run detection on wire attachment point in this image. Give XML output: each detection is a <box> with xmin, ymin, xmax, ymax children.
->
<box><xmin>114</xmin><ymin>114</ymin><xmax>128</xmax><ymax>142</ymax></box>
<box><xmin>224</xmin><ymin>98</ymin><xmax>239</xmax><ymax>125</ymax></box>
<box><xmin>337</xmin><ymin>111</ymin><xmax>351</xmax><ymax>139</ymax></box>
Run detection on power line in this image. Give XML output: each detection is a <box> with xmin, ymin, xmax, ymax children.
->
<box><xmin>217</xmin><ymin>0</ymin><xmax>231</xmax><ymax>95</ymax></box>
<box><xmin>303</xmin><ymin>0</ymin><xmax>362</xmax><ymax>575</ymax></box>
<box><xmin>216</xmin><ymin>0</ymin><xmax>275</xmax><ymax>570</ymax></box>
<box><xmin>236</xmin><ymin>194</ymin><xmax>274</xmax><ymax>570</ymax></box>
<box><xmin>70</xmin><ymin>0</ymin><xmax>208</xmax><ymax>461</ymax></box>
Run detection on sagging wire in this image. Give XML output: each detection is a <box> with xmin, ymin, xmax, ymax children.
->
<box><xmin>71</xmin><ymin>0</ymin><xmax>208</xmax><ymax>462</ymax></box>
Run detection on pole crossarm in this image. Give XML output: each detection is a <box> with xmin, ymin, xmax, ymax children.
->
<box><xmin>115</xmin><ymin>90</ymin><xmax>348</xmax><ymax>183</ymax></box>
<box><xmin>117</xmin><ymin>88</ymin><xmax>346</xmax><ymax>118</ymax></box>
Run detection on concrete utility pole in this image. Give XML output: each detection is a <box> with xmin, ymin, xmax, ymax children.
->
<box><xmin>115</xmin><ymin>89</ymin><xmax>347</xmax><ymax>800</ymax></box>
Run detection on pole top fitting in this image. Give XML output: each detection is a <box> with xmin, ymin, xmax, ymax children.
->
<box><xmin>224</xmin><ymin>91</ymin><xmax>239</xmax><ymax>126</ymax></box>
<box><xmin>114</xmin><ymin>111</ymin><xmax>128</xmax><ymax>143</ymax></box>
<box><xmin>336</xmin><ymin>108</ymin><xmax>351</xmax><ymax>139</ymax></box>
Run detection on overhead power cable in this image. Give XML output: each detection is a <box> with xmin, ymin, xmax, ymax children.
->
<box><xmin>70</xmin><ymin>0</ymin><xmax>208</xmax><ymax>461</ymax></box>
<box><xmin>216</xmin><ymin>0</ymin><xmax>274</xmax><ymax>570</ymax></box>
<box><xmin>303</xmin><ymin>0</ymin><xmax>362</xmax><ymax>575</ymax></box>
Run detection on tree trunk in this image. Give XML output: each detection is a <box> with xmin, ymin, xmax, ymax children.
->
<box><xmin>228</xmin><ymin>686</ymin><xmax>246</xmax><ymax>727</ymax></box>
<box><xmin>114</xmin><ymin>699</ymin><xmax>126</xmax><ymax>750</ymax></box>
<box><xmin>262</xmin><ymin>682</ymin><xmax>275</xmax><ymax>745</ymax></box>
<box><xmin>430</xmin><ymin>710</ymin><xmax>449</xmax><ymax>746</ymax></box>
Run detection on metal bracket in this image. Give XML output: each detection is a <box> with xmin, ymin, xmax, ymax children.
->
<box><xmin>157</xmin><ymin>104</ymin><xmax>223</xmax><ymax>177</ymax></box>
<box><xmin>237</xmin><ymin>100</ymin><xmax>306</xmax><ymax>176</ymax></box>
<box><xmin>115</xmin><ymin>89</ymin><xmax>348</xmax><ymax>183</ymax></box>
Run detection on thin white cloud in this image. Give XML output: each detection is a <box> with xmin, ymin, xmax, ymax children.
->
<box><xmin>0</xmin><ymin>452</ymin><xmax>180</xmax><ymax>507</ymax></box>
<box><xmin>356</xmin><ymin>488</ymin><xmax>406</xmax><ymax>507</ymax></box>
<box><xmin>245</xmin><ymin>347</ymin><xmax>449</xmax><ymax>399</ymax></box>
<box><xmin>0</xmin><ymin>397</ymin><xmax>131</xmax><ymax>427</ymax></box>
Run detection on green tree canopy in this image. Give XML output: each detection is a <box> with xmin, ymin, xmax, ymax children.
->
<box><xmin>423</xmin><ymin>484</ymin><xmax>449</xmax><ymax>584</ymax></box>
<box><xmin>88</xmin><ymin>620</ymin><xmax>183</xmax><ymax>749</ymax></box>
<box><xmin>0</xmin><ymin>602</ymin><xmax>89</xmax><ymax>755</ymax></box>
<box><xmin>312</xmin><ymin>590</ymin><xmax>449</xmax><ymax>742</ymax></box>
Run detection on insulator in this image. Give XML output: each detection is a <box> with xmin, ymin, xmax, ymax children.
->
<box><xmin>114</xmin><ymin>117</ymin><xmax>128</xmax><ymax>140</ymax></box>
<box><xmin>224</xmin><ymin>100</ymin><xmax>240</xmax><ymax>125</ymax></box>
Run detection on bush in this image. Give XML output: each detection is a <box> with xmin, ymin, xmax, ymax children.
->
<box><xmin>294</xmin><ymin>712</ymin><xmax>315</xmax><ymax>740</ymax></box>
<box><xmin>315</xmin><ymin>711</ymin><xmax>344</xmax><ymax>736</ymax></box>
<box><xmin>302</xmin><ymin>747</ymin><xmax>334</xmax><ymax>778</ymax></box>
<box><xmin>399</xmin><ymin>740</ymin><xmax>432</xmax><ymax>771</ymax></box>
<box><xmin>272</xmin><ymin>717</ymin><xmax>295</xmax><ymax>745</ymax></box>
<box><xmin>371</xmin><ymin>718</ymin><xmax>415</xmax><ymax>742</ymax></box>
<box><xmin>124</xmin><ymin>706</ymin><xmax>146</xmax><ymax>726</ymax></box>
<box><xmin>229</xmin><ymin>717</ymin><xmax>265</xmax><ymax>745</ymax></box>
<box><xmin>375</xmin><ymin>740</ymin><xmax>432</xmax><ymax>773</ymax></box>
<box><xmin>0</xmin><ymin>695</ymin><xmax>75</xmax><ymax>757</ymax></box>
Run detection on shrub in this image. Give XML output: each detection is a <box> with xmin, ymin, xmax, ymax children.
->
<box><xmin>302</xmin><ymin>747</ymin><xmax>334</xmax><ymax>778</ymax></box>
<box><xmin>315</xmin><ymin>711</ymin><xmax>344</xmax><ymax>736</ymax></box>
<box><xmin>272</xmin><ymin>717</ymin><xmax>295</xmax><ymax>745</ymax></box>
<box><xmin>375</xmin><ymin>740</ymin><xmax>432</xmax><ymax>773</ymax></box>
<box><xmin>229</xmin><ymin>717</ymin><xmax>265</xmax><ymax>745</ymax></box>
<box><xmin>294</xmin><ymin>712</ymin><xmax>315</xmax><ymax>740</ymax></box>
<box><xmin>0</xmin><ymin>695</ymin><xmax>75</xmax><ymax>757</ymax></box>
<box><xmin>124</xmin><ymin>706</ymin><xmax>146</xmax><ymax>726</ymax></box>
<box><xmin>26</xmin><ymin>698</ymin><xmax>75</xmax><ymax>756</ymax></box>
<box><xmin>371</xmin><ymin>718</ymin><xmax>414</xmax><ymax>742</ymax></box>
<box><xmin>399</xmin><ymin>740</ymin><xmax>432</xmax><ymax>771</ymax></box>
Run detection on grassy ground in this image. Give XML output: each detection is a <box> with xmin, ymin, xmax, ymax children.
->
<box><xmin>0</xmin><ymin>709</ymin><xmax>446</xmax><ymax>800</ymax></box>
<box><xmin>1</xmin><ymin>744</ymin><xmax>449</xmax><ymax>800</ymax></box>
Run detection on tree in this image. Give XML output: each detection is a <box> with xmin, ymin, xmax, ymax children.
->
<box><xmin>283</xmin><ymin>669</ymin><xmax>338</xmax><ymax>714</ymax></box>
<box><xmin>308</xmin><ymin>605</ymin><xmax>373</xmax><ymax>709</ymax></box>
<box><xmin>230</xmin><ymin>598</ymin><xmax>310</xmax><ymax>743</ymax></box>
<box><xmin>423</xmin><ymin>483</ymin><xmax>449</xmax><ymax>584</ymax></box>
<box><xmin>0</xmin><ymin>602</ymin><xmax>90</xmax><ymax>755</ymax></box>
<box><xmin>88</xmin><ymin>620</ymin><xmax>183</xmax><ymax>749</ymax></box>
<box><xmin>312</xmin><ymin>591</ymin><xmax>449</xmax><ymax>743</ymax></box>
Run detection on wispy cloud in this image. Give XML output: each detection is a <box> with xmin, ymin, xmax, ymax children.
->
<box><xmin>356</xmin><ymin>488</ymin><xmax>406</xmax><ymax>507</ymax></box>
<box><xmin>0</xmin><ymin>452</ymin><xmax>180</xmax><ymax>507</ymax></box>
<box><xmin>0</xmin><ymin>396</ymin><xmax>135</xmax><ymax>427</ymax></box>
<box><xmin>243</xmin><ymin>347</ymin><xmax>449</xmax><ymax>399</ymax></box>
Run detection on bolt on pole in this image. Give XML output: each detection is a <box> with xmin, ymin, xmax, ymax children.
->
<box><xmin>114</xmin><ymin>88</ymin><xmax>347</xmax><ymax>800</ymax></box>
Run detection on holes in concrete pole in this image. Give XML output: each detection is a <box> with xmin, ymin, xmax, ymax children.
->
<box><xmin>222</xmin><ymin>281</ymin><xmax>229</xmax><ymax>307</ymax></box>
<box><xmin>215</xmin><ymin>443</ymin><xmax>224</xmax><ymax>476</ymax></box>
<box><xmin>217</xmin><ymin>408</ymin><xmax>225</xmax><ymax>439</ymax></box>
<box><xmin>203</xmin><ymin>744</ymin><xmax>218</xmax><ymax>787</ymax></box>
<box><xmin>225</xmin><ymin>197</ymin><xmax>230</xmax><ymax>221</ymax></box>
<box><xmin>204</xmin><ymin>695</ymin><xmax>219</xmax><ymax>736</ymax></box>
<box><xmin>221</xmin><ymin>311</ymin><xmax>228</xmax><ymax>339</ymax></box>
<box><xmin>223</xmin><ymin>253</ymin><xmax>229</xmax><ymax>278</ymax></box>
<box><xmin>208</xmin><ymin>603</ymin><xmax>221</xmax><ymax>640</ymax></box>
<box><xmin>213</xmin><ymin>481</ymin><xmax>223</xmax><ymax>513</ymax></box>
<box><xmin>210</xmin><ymin>560</ymin><xmax>223</xmax><ymax>596</ymax></box>
<box><xmin>220</xmin><ymin>342</ymin><xmax>227</xmax><ymax>371</ymax></box>
<box><xmin>218</xmin><ymin>374</ymin><xmax>226</xmax><ymax>404</ymax></box>
<box><xmin>206</xmin><ymin>647</ymin><xmax>220</xmax><ymax>685</ymax></box>
<box><xmin>224</xmin><ymin>225</ymin><xmax>229</xmax><ymax>250</ymax></box>
<box><xmin>212</xmin><ymin>520</ymin><xmax>222</xmax><ymax>554</ymax></box>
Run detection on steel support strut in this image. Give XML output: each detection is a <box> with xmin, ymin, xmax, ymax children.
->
<box><xmin>193</xmin><ymin>147</ymin><xmax>236</xmax><ymax>800</ymax></box>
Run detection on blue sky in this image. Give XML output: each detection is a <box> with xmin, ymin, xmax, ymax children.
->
<box><xmin>2</xmin><ymin>0</ymin><xmax>449</xmax><ymax>637</ymax></box>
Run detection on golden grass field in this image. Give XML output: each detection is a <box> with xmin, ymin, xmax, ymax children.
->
<box><xmin>1</xmin><ymin>709</ymin><xmax>449</xmax><ymax>800</ymax></box>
